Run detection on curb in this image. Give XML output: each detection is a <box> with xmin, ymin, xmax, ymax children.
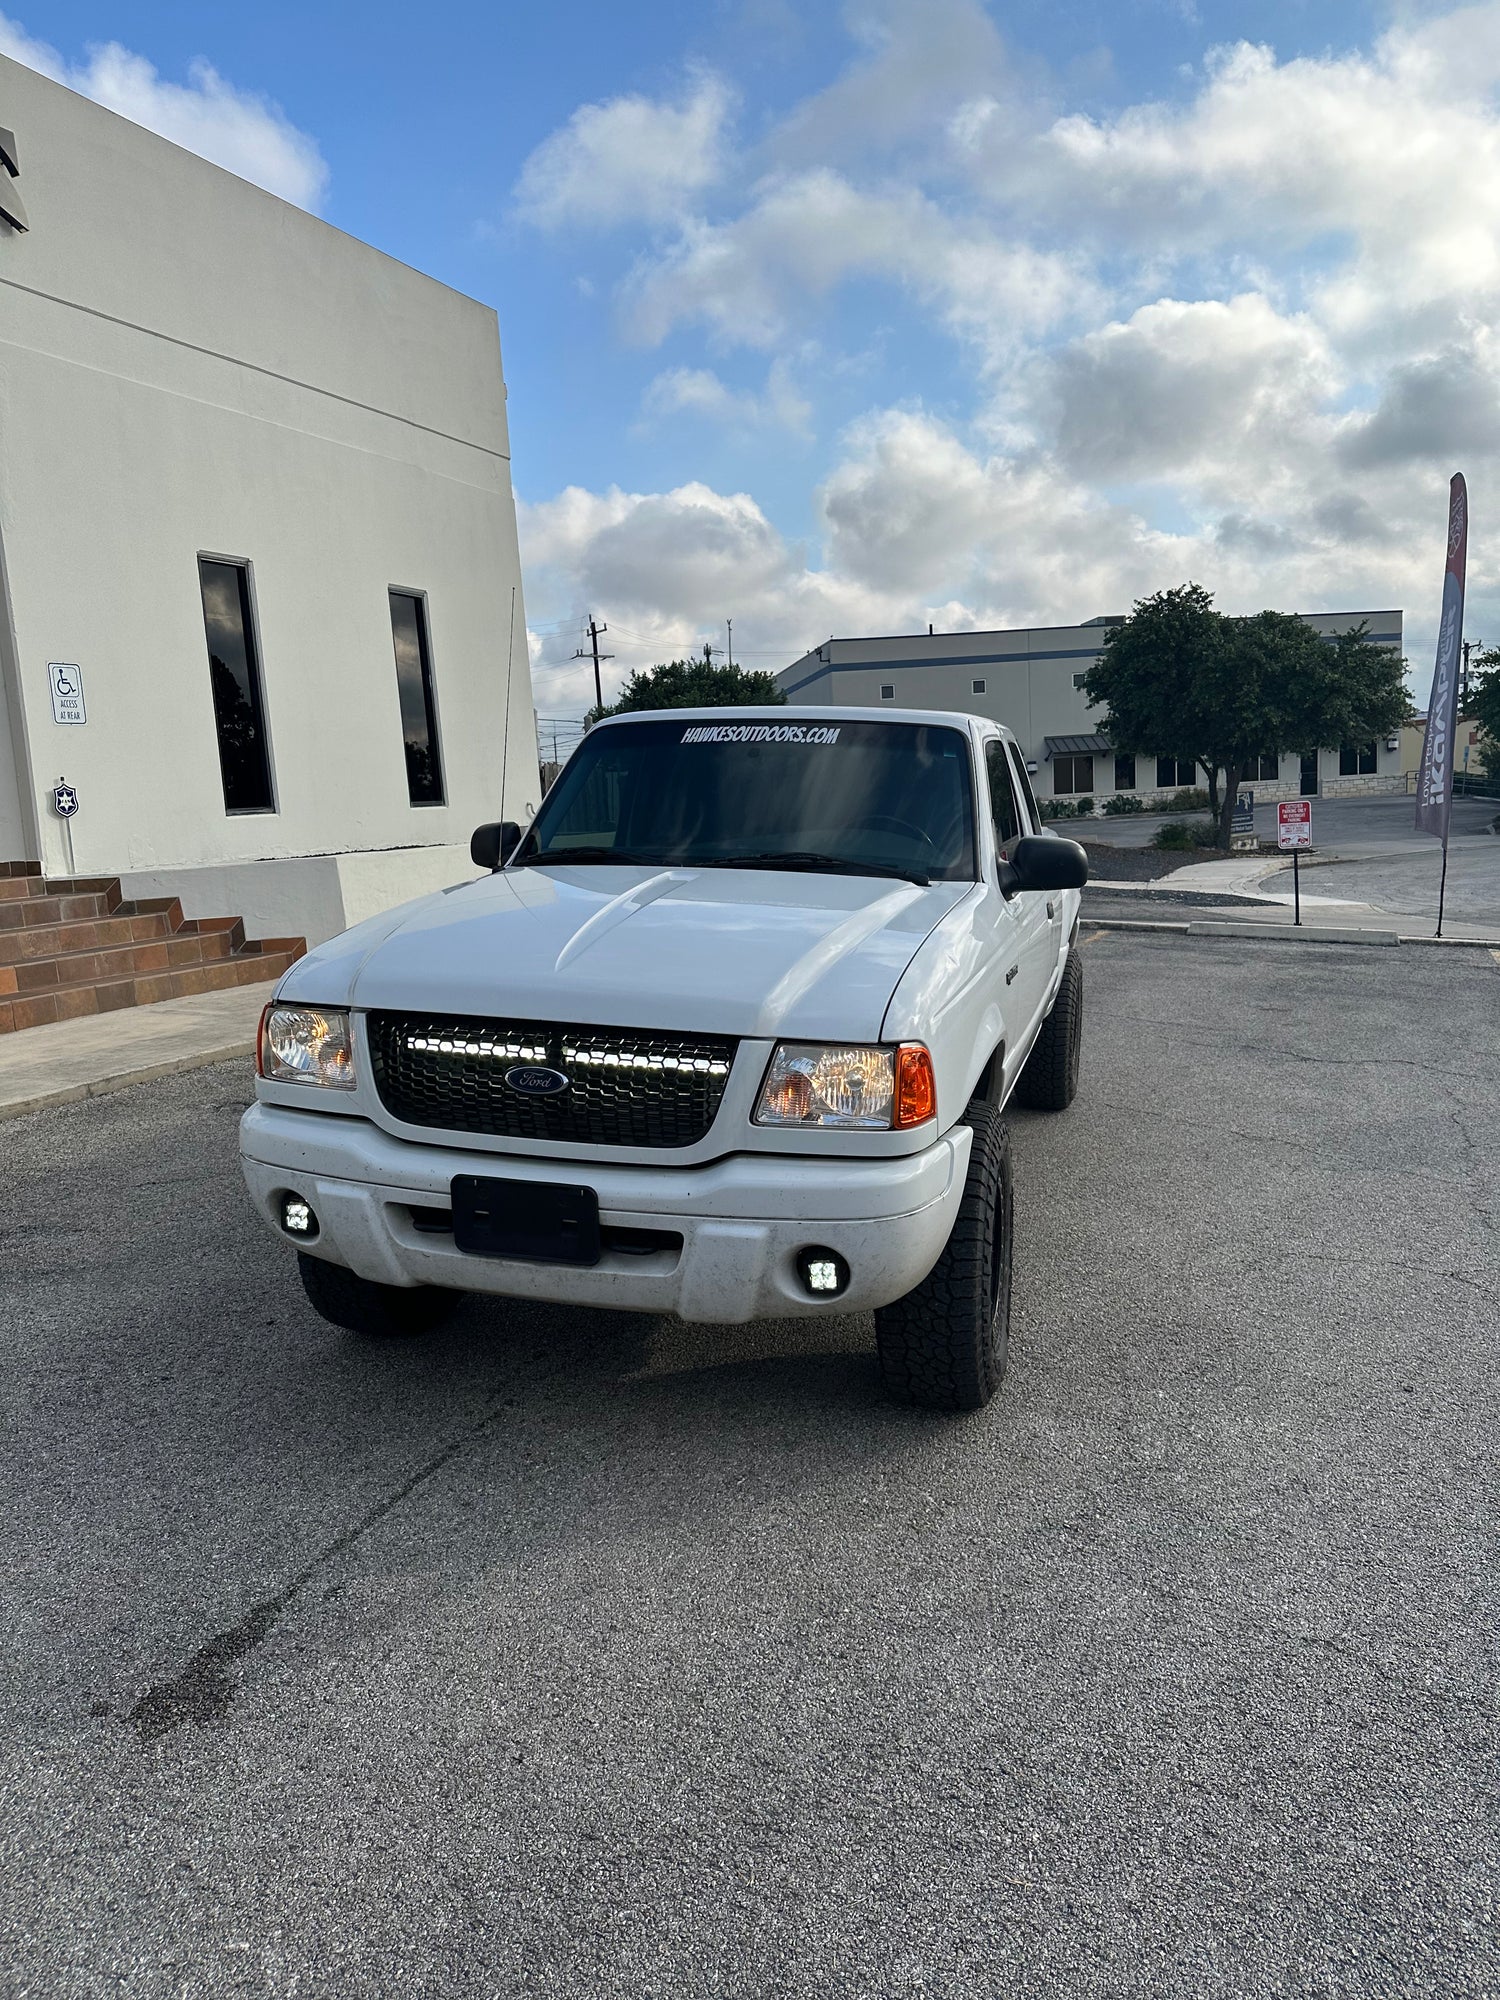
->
<box><xmin>1190</xmin><ymin>919</ymin><xmax>1399</xmax><ymax>946</ymax></box>
<box><xmin>1086</xmin><ymin>919</ymin><xmax>1190</xmax><ymax>935</ymax></box>
<box><xmin>0</xmin><ymin>1037</ymin><xmax>255</xmax><ymax>1123</ymax></box>
<box><xmin>1087</xmin><ymin>920</ymin><xmax>1500</xmax><ymax>951</ymax></box>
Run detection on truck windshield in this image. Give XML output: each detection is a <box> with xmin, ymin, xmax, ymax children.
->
<box><xmin>517</xmin><ymin>717</ymin><xmax>977</xmax><ymax>883</ymax></box>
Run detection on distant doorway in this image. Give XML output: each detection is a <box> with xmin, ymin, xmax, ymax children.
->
<box><xmin>1300</xmin><ymin>752</ymin><xmax>1319</xmax><ymax>795</ymax></box>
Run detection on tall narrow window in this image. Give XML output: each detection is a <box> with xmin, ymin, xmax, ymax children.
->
<box><xmin>199</xmin><ymin>559</ymin><xmax>274</xmax><ymax>813</ymax></box>
<box><xmin>389</xmin><ymin>592</ymin><xmax>445</xmax><ymax>805</ymax></box>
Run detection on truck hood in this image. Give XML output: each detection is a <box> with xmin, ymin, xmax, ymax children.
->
<box><xmin>278</xmin><ymin>863</ymin><xmax>972</xmax><ymax>1043</ymax></box>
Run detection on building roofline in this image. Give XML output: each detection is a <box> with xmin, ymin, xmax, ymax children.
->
<box><xmin>790</xmin><ymin>609</ymin><xmax>1404</xmax><ymax>655</ymax></box>
<box><xmin>0</xmin><ymin>48</ymin><xmax>501</xmax><ymax>324</ymax></box>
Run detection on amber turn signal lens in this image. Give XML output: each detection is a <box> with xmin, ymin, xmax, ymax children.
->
<box><xmin>895</xmin><ymin>1043</ymin><xmax>936</xmax><ymax>1128</ymax></box>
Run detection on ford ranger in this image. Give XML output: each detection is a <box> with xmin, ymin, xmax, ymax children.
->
<box><xmin>239</xmin><ymin>707</ymin><xmax>1088</xmax><ymax>1411</ymax></box>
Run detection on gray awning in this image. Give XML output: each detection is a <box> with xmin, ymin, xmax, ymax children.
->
<box><xmin>1043</xmin><ymin>733</ymin><xmax>1111</xmax><ymax>758</ymax></box>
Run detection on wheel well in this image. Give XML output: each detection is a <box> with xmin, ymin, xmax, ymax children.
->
<box><xmin>971</xmin><ymin>1041</ymin><xmax>1005</xmax><ymax>1106</ymax></box>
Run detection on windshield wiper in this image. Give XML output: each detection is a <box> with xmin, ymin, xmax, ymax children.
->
<box><xmin>691</xmin><ymin>851</ymin><xmax>931</xmax><ymax>888</ymax></box>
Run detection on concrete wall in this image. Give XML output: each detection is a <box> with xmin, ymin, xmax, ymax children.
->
<box><xmin>118</xmin><ymin>843</ymin><xmax>483</xmax><ymax>948</ymax></box>
<box><xmin>0</xmin><ymin>54</ymin><xmax>537</xmax><ymax>913</ymax></box>
<box><xmin>779</xmin><ymin>613</ymin><xmax>1406</xmax><ymax>802</ymax></box>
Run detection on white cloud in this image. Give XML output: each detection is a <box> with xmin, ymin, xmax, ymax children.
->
<box><xmin>768</xmin><ymin>0</ymin><xmax>1021</xmax><ymax>168</ymax></box>
<box><xmin>1341</xmin><ymin>337</ymin><xmax>1500</xmax><ymax>469</ymax></box>
<box><xmin>519</xmin><ymin>476</ymin><xmax>909</xmax><ymax>712</ymax></box>
<box><xmin>816</xmin><ymin>408</ymin><xmax>1188</xmax><ymax>615</ymax></box>
<box><xmin>640</xmin><ymin>359</ymin><xmax>812</xmax><ymax>435</ymax></box>
<box><xmin>513</xmin><ymin>69</ymin><xmax>732</xmax><ymax>229</ymax></box>
<box><xmin>1039</xmin><ymin>294</ymin><xmax>1340</xmax><ymax>487</ymax></box>
<box><xmin>0</xmin><ymin>13</ymin><xmax>328</xmax><ymax>209</ymax></box>
<box><xmin>963</xmin><ymin>18</ymin><xmax>1500</xmax><ymax>346</ymax></box>
<box><xmin>621</xmin><ymin>168</ymin><xmax>1088</xmax><ymax>368</ymax></box>
<box><xmin>515</xmin><ymin>4</ymin><xmax>1500</xmax><ymax>706</ymax></box>
<box><xmin>519</xmin><ymin>407</ymin><xmax>1468</xmax><ymax>716</ymax></box>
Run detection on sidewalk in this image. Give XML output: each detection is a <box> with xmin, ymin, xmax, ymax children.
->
<box><xmin>1088</xmin><ymin>851</ymin><xmax>1361</xmax><ymax>911</ymax></box>
<box><xmin>0</xmin><ymin>979</ymin><xmax>274</xmax><ymax>1121</ymax></box>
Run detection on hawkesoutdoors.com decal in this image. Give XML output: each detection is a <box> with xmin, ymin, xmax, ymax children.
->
<box><xmin>679</xmin><ymin>724</ymin><xmax>842</xmax><ymax>745</ymax></box>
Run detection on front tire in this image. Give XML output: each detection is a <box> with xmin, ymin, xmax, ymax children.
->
<box><xmin>297</xmin><ymin>1252</ymin><xmax>459</xmax><ymax>1338</ymax></box>
<box><xmin>1014</xmin><ymin>948</ymin><xmax>1082</xmax><ymax>1112</ymax></box>
<box><xmin>873</xmin><ymin>1103</ymin><xmax>1013</xmax><ymax>1413</ymax></box>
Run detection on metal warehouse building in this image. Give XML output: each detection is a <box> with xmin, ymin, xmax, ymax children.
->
<box><xmin>778</xmin><ymin>611</ymin><xmax>1406</xmax><ymax>805</ymax></box>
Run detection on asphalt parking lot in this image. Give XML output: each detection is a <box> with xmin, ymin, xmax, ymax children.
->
<box><xmin>2</xmin><ymin>933</ymin><xmax>1496</xmax><ymax>1998</ymax></box>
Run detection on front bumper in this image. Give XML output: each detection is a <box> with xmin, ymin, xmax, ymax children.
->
<box><xmin>239</xmin><ymin>1103</ymin><xmax>971</xmax><ymax>1323</ymax></box>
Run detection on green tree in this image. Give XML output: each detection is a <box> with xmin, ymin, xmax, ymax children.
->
<box><xmin>588</xmin><ymin>646</ymin><xmax>787</xmax><ymax>723</ymax></box>
<box><xmin>1082</xmin><ymin>582</ymin><xmax>1223</xmax><ymax>811</ymax></box>
<box><xmin>1469</xmin><ymin>649</ymin><xmax>1500</xmax><ymax>772</ymax></box>
<box><xmin>1086</xmin><ymin>589</ymin><xmax>1411</xmax><ymax>847</ymax></box>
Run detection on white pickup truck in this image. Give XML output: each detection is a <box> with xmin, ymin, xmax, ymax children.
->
<box><xmin>240</xmin><ymin>707</ymin><xmax>1088</xmax><ymax>1411</ymax></box>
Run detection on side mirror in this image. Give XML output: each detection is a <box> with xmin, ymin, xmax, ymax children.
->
<box><xmin>471</xmin><ymin>820</ymin><xmax>522</xmax><ymax>871</ymax></box>
<box><xmin>1002</xmin><ymin>834</ymin><xmax>1089</xmax><ymax>895</ymax></box>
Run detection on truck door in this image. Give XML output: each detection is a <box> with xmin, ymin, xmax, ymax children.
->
<box><xmin>984</xmin><ymin>739</ymin><xmax>1052</xmax><ymax>1049</ymax></box>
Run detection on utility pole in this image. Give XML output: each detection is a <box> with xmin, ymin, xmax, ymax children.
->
<box><xmin>573</xmin><ymin>617</ymin><xmax>613</xmax><ymax>712</ymax></box>
<box><xmin>726</xmin><ymin>618</ymin><xmax>733</xmax><ymax>670</ymax></box>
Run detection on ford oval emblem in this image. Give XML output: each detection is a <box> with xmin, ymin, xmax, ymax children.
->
<box><xmin>505</xmin><ymin>1064</ymin><xmax>571</xmax><ymax>1097</ymax></box>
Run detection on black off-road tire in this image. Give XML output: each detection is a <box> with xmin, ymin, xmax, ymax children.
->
<box><xmin>873</xmin><ymin>1103</ymin><xmax>1013</xmax><ymax>1413</ymax></box>
<box><xmin>1014</xmin><ymin>948</ymin><xmax>1083</xmax><ymax>1112</ymax></box>
<box><xmin>297</xmin><ymin>1252</ymin><xmax>459</xmax><ymax>1338</ymax></box>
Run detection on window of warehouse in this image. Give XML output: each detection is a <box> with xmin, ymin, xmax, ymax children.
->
<box><xmin>1156</xmin><ymin>756</ymin><xmax>1197</xmax><ymax>788</ymax></box>
<box><xmin>1114</xmin><ymin>753</ymin><xmax>1136</xmax><ymax>790</ymax></box>
<box><xmin>1053</xmin><ymin>754</ymin><xmax>1094</xmax><ymax>794</ymax></box>
<box><xmin>1339</xmin><ymin>741</ymin><xmax>1377</xmax><ymax>775</ymax></box>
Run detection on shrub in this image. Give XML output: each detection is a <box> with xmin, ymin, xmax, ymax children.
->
<box><xmin>1161</xmin><ymin>786</ymin><xmax>1211</xmax><ymax>813</ymax></box>
<box><xmin>1040</xmin><ymin>798</ymin><xmax>1077</xmax><ymax>819</ymax></box>
<box><xmin>1153</xmin><ymin>819</ymin><xmax>1217</xmax><ymax>851</ymax></box>
<box><xmin>1074</xmin><ymin>795</ymin><xmax>1096</xmax><ymax>815</ymax></box>
<box><xmin>1101</xmin><ymin>794</ymin><xmax>1145</xmax><ymax>815</ymax></box>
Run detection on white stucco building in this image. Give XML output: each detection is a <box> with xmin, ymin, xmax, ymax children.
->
<box><xmin>778</xmin><ymin>611</ymin><xmax>1407</xmax><ymax>805</ymax></box>
<box><xmin>0</xmin><ymin>54</ymin><xmax>536</xmax><ymax>944</ymax></box>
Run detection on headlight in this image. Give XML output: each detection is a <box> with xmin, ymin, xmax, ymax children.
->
<box><xmin>754</xmin><ymin>1042</ymin><xmax>935</xmax><ymax>1130</ymax></box>
<box><xmin>257</xmin><ymin>1004</ymin><xmax>356</xmax><ymax>1088</ymax></box>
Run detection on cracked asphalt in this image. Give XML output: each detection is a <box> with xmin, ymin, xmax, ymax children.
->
<box><xmin>2</xmin><ymin>934</ymin><xmax>1496</xmax><ymax>1997</ymax></box>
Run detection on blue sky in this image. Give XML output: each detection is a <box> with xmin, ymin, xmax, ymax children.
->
<box><xmin>4</xmin><ymin>1</ymin><xmax>1492</xmax><ymax>725</ymax></box>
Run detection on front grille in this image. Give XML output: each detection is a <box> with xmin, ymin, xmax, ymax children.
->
<box><xmin>367</xmin><ymin>1012</ymin><xmax>738</xmax><ymax>1149</ymax></box>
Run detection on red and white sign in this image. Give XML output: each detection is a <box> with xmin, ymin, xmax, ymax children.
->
<box><xmin>1278</xmin><ymin>800</ymin><xmax>1312</xmax><ymax>850</ymax></box>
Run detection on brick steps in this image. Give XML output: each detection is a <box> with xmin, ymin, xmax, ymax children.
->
<box><xmin>0</xmin><ymin>863</ymin><xmax>304</xmax><ymax>1033</ymax></box>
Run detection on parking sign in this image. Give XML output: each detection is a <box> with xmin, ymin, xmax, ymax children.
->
<box><xmin>1278</xmin><ymin>800</ymin><xmax>1312</xmax><ymax>850</ymax></box>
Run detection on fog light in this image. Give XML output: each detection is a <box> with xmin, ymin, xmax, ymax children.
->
<box><xmin>281</xmin><ymin>1194</ymin><xmax>317</xmax><ymax>1238</ymax></box>
<box><xmin>797</xmin><ymin>1247</ymin><xmax>849</xmax><ymax>1298</ymax></box>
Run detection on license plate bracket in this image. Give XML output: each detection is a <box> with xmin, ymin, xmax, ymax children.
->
<box><xmin>450</xmin><ymin>1175</ymin><xmax>602</xmax><ymax>1266</ymax></box>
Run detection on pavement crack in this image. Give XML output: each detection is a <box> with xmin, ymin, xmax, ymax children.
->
<box><xmin>126</xmin><ymin>1397</ymin><xmax>511</xmax><ymax>1744</ymax></box>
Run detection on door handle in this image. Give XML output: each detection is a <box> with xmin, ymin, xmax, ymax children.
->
<box><xmin>1006</xmin><ymin>964</ymin><xmax>1019</xmax><ymax>985</ymax></box>
<box><xmin>1046</xmin><ymin>900</ymin><xmax>1057</xmax><ymax>920</ymax></box>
